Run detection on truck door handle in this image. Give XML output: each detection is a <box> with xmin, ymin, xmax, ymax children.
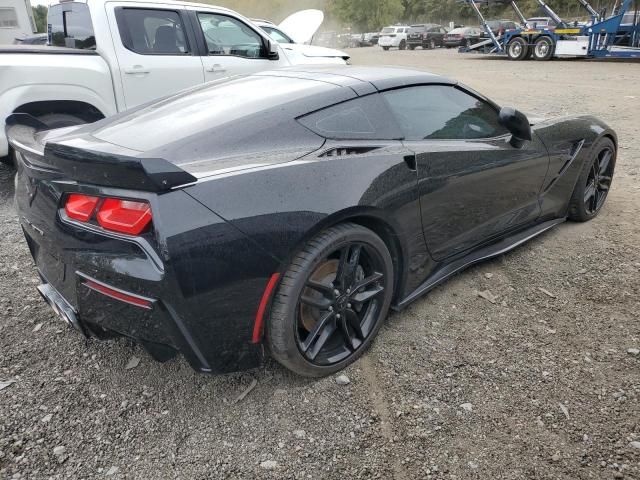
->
<box><xmin>124</xmin><ymin>66</ymin><xmax>150</xmax><ymax>74</ymax></box>
<box><xmin>205</xmin><ymin>64</ymin><xmax>227</xmax><ymax>73</ymax></box>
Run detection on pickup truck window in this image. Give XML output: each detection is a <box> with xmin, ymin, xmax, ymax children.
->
<box><xmin>117</xmin><ymin>8</ymin><xmax>190</xmax><ymax>55</ymax></box>
<box><xmin>48</xmin><ymin>3</ymin><xmax>96</xmax><ymax>49</ymax></box>
<box><xmin>197</xmin><ymin>13</ymin><xmax>265</xmax><ymax>58</ymax></box>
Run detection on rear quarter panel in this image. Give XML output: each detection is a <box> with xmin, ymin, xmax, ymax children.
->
<box><xmin>184</xmin><ymin>142</ymin><xmax>431</xmax><ymax>300</ymax></box>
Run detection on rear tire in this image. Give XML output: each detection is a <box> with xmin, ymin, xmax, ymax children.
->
<box><xmin>382</xmin><ymin>46</ymin><xmax>390</xmax><ymax>51</ymax></box>
<box><xmin>267</xmin><ymin>223</ymin><xmax>394</xmax><ymax>377</ymax></box>
<box><xmin>507</xmin><ymin>37</ymin><xmax>528</xmax><ymax>60</ymax></box>
<box><xmin>568</xmin><ymin>138</ymin><xmax>616</xmax><ymax>222</ymax></box>
<box><xmin>532</xmin><ymin>36</ymin><xmax>554</xmax><ymax>61</ymax></box>
<box><xmin>399</xmin><ymin>40</ymin><xmax>406</xmax><ymax>50</ymax></box>
<box><xmin>36</xmin><ymin>113</ymin><xmax>87</xmax><ymax>129</ymax></box>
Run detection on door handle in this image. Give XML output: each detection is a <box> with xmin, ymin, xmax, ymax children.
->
<box><xmin>124</xmin><ymin>66</ymin><xmax>150</xmax><ymax>74</ymax></box>
<box><xmin>205</xmin><ymin>64</ymin><xmax>227</xmax><ymax>73</ymax></box>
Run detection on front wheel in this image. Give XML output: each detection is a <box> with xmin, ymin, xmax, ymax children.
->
<box><xmin>568</xmin><ymin>138</ymin><xmax>616</xmax><ymax>222</ymax></box>
<box><xmin>533</xmin><ymin>36</ymin><xmax>554</xmax><ymax>61</ymax></box>
<box><xmin>399</xmin><ymin>40</ymin><xmax>406</xmax><ymax>50</ymax></box>
<box><xmin>267</xmin><ymin>223</ymin><xmax>394</xmax><ymax>377</ymax></box>
<box><xmin>507</xmin><ymin>37</ymin><xmax>529</xmax><ymax>60</ymax></box>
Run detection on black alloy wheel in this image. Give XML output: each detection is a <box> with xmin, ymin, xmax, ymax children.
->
<box><xmin>267</xmin><ymin>223</ymin><xmax>394</xmax><ymax>377</ymax></box>
<box><xmin>399</xmin><ymin>39</ymin><xmax>407</xmax><ymax>50</ymax></box>
<box><xmin>569</xmin><ymin>137</ymin><xmax>616</xmax><ymax>221</ymax></box>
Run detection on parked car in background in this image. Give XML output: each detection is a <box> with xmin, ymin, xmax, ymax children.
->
<box><xmin>378</xmin><ymin>25</ymin><xmax>410</xmax><ymax>50</ymax></box>
<box><xmin>526</xmin><ymin>17</ymin><xmax>557</xmax><ymax>28</ymax></box>
<box><xmin>314</xmin><ymin>31</ymin><xmax>338</xmax><ymax>48</ymax></box>
<box><xmin>252</xmin><ymin>15</ymin><xmax>349</xmax><ymax>63</ymax></box>
<box><xmin>12</xmin><ymin>33</ymin><xmax>48</xmax><ymax>45</ymax></box>
<box><xmin>0</xmin><ymin>0</ymin><xmax>348</xmax><ymax>164</ymax></box>
<box><xmin>407</xmin><ymin>23</ymin><xmax>447</xmax><ymax>49</ymax></box>
<box><xmin>443</xmin><ymin>26</ymin><xmax>482</xmax><ymax>48</ymax></box>
<box><xmin>481</xmin><ymin>19</ymin><xmax>519</xmax><ymax>37</ymax></box>
<box><xmin>363</xmin><ymin>32</ymin><xmax>379</xmax><ymax>46</ymax></box>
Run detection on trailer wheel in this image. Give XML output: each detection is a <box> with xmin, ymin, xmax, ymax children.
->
<box><xmin>533</xmin><ymin>36</ymin><xmax>554</xmax><ymax>61</ymax></box>
<box><xmin>507</xmin><ymin>37</ymin><xmax>528</xmax><ymax>61</ymax></box>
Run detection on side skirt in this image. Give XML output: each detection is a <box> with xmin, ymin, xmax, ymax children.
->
<box><xmin>392</xmin><ymin>218</ymin><xmax>565</xmax><ymax>310</ymax></box>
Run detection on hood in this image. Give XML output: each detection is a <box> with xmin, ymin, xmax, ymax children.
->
<box><xmin>280</xmin><ymin>43</ymin><xmax>349</xmax><ymax>60</ymax></box>
<box><xmin>279</xmin><ymin>9</ymin><xmax>324</xmax><ymax>44</ymax></box>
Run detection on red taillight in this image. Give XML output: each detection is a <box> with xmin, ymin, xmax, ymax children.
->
<box><xmin>97</xmin><ymin>198</ymin><xmax>152</xmax><ymax>235</ymax></box>
<box><xmin>65</xmin><ymin>194</ymin><xmax>99</xmax><ymax>222</ymax></box>
<box><xmin>64</xmin><ymin>195</ymin><xmax>152</xmax><ymax>235</ymax></box>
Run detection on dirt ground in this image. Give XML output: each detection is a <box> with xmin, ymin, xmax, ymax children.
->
<box><xmin>1</xmin><ymin>48</ymin><xmax>639</xmax><ymax>480</ymax></box>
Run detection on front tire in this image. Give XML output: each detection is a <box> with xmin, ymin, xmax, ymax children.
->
<box><xmin>507</xmin><ymin>37</ymin><xmax>529</xmax><ymax>60</ymax></box>
<box><xmin>267</xmin><ymin>223</ymin><xmax>394</xmax><ymax>377</ymax></box>
<box><xmin>568</xmin><ymin>137</ymin><xmax>616</xmax><ymax>222</ymax></box>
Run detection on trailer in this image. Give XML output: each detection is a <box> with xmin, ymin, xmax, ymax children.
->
<box><xmin>460</xmin><ymin>0</ymin><xmax>640</xmax><ymax>60</ymax></box>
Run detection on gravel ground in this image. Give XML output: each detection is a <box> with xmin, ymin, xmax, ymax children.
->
<box><xmin>1</xmin><ymin>48</ymin><xmax>639</xmax><ymax>480</ymax></box>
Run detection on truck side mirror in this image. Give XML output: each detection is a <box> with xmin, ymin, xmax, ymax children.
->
<box><xmin>499</xmin><ymin>107</ymin><xmax>532</xmax><ymax>148</ymax></box>
<box><xmin>267</xmin><ymin>39</ymin><xmax>279</xmax><ymax>60</ymax></box>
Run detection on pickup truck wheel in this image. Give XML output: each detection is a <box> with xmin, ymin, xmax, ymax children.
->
<box><xmin>37</xmin><ymin>113</ymin><xmax>87</xmax><ymax>129</ymax></box>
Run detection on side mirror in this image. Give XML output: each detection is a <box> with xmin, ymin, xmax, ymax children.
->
<box><xmin>267</xmin><ymin>39</ymin><xmax>279</xmax><ymax>60</ymax></box>
<box><xmin>499</xmin><ymin>107</ymin><xmax>532</xmax><ymax>148</ymax></box>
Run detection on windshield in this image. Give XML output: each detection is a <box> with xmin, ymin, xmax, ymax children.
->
<box><xmin>48</xmin><ymin>2</ymin><xmax>96</xmax><ymax>49</ymax></box>
<box><xmin>262</xmin><ymin>26</ymin><xmax>294</xmax><ymax>44</ymax></box>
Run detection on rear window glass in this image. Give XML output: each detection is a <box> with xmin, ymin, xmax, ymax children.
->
<box><xmin>409</xmin><ymin>25</ymin><xmax>426</xmax><ymax>33</ymax></box>
<box><xmin>381</xmin><ymin>27</ymin><xmax>395</xmax><ymax>34</ymax></box>
<box><xmin>48</xmin><ymin>3</ymin><xmax>95</xmax><ymax>49</ymax></box>
<box><xmin>298</xmin><ymin>94</ymin><xmax>402</xmax><ymax>140</ymax></box>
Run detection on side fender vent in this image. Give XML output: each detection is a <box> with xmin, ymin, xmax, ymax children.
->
<box><xmin>319</xmin><ymin>146</ymin><xmax>379</xmax><ymax>158</ymax></box>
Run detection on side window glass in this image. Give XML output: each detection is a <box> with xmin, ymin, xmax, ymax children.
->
<box><xmin>198</xmin><ymin>13</ymin><xmax>265</xmax><ymax>58</ymax></box>
<box><xmin>48</xmin><ymin>3</ymin><xmax>96</xmax><ymax>49</ymax></box>
<box><xmin>383</xmin><ymin>85</ymin><xmax>509</xmax><ymax>140</ymax></box>
<box><xmin>117</xmin><ymin>8</ymin><xmax>189</xmax><ymax>55</ymax></box>
<box><xmin>297</xmin><ymin>94</ymin><xmax>403</xmax><ymax>141</ymax></box>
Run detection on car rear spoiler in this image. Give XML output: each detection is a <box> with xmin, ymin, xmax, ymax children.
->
<box><xmin>6</xmin><ymin>113</ymin><xmax>197</xmax><ymax>192</ymax></box>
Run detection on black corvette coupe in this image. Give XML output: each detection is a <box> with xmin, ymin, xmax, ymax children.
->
<box><xmin>7</xmin><ymin>66</ymin><xmax>616</xmax><ymax>377</ymax></box>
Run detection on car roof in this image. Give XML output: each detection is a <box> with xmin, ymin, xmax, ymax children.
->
<box><xmin>256</xmin><ymin>65</ymin><xmax>455</xmax><ymax>93</ymax></box>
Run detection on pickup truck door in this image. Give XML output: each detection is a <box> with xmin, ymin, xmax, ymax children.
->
<box><xmin>109</xmin><ymin>4</ymin><xmax>205</xmax><ymax>109</ymax></box>
<box><xmin>187</xmin><ymin>9</ymin><xmax>286</xmax><ymax>81</ymax></box>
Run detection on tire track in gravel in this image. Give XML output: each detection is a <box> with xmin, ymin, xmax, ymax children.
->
<box><xmin>360</xmin><ymin>354</ymin><xmax>408</xmax><ymax>480</ymax></box>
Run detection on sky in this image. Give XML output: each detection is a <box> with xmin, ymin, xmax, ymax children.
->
<box><xmin>30</xmin><ymin>0</ymin><xmax>47</xmax><ymax>6</ymax></box>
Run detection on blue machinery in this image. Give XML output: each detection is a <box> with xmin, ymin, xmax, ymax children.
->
<box><xmin>461</xmin><ymin>0</ymin><xmax>640</xmax><ymax>59</ymax></box>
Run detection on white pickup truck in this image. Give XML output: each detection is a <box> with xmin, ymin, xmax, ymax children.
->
<box><xmin>0</xmin><ymin>0</ymin><xmax>349</xmax><ymax>162</ymax></box>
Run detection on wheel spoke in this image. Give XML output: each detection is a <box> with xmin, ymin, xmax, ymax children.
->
<box><xmin>300</xmin><ymin>295</ymin><xmax>332</xmax><ymax>310</ymax></box>
<box><xmin>305</xmin><ymin>279</ymin><xmax>335</xmax><ymax>296</ymax></box>
<box><xmin>352</xmin><ymin>284</ymin><xmax>385</xmax><ymax>304</ymax></box>
<box><xmin>302</xmin><ymin>311</ymin><xmax>335</xmax><ymax>356</ymax></box>
<box><xmin>351</xmin><ymin>272</ymin><xmax>383</xmax><ymax>294</ymax></box>
<box><xmin>583</xmin><ymin>181</ymin><xmax>596</xmax><ymax>204</ymax></box>
<box><xmin>346</xmin><ymin>309</ymin><xmax>365</xmax><ymax>340</ymax></box>
<box><xmin>338</xmin><ymin>315</ymin><xmax>358</xmax><ymax>351</ymax></box>
<box><xmin>591</xmin><ymin>188</ymin><xmax>599</xmax><ymax>211</ymax></box>
<box><xmin>335</xmin><ymin>244</ymin><xmax>362</xmax><ymax>290</ymax></box>
<box><xmin>599</xmin><ymin>150</ymin><xmax>612</xmax><ymax>175</ymax></box>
